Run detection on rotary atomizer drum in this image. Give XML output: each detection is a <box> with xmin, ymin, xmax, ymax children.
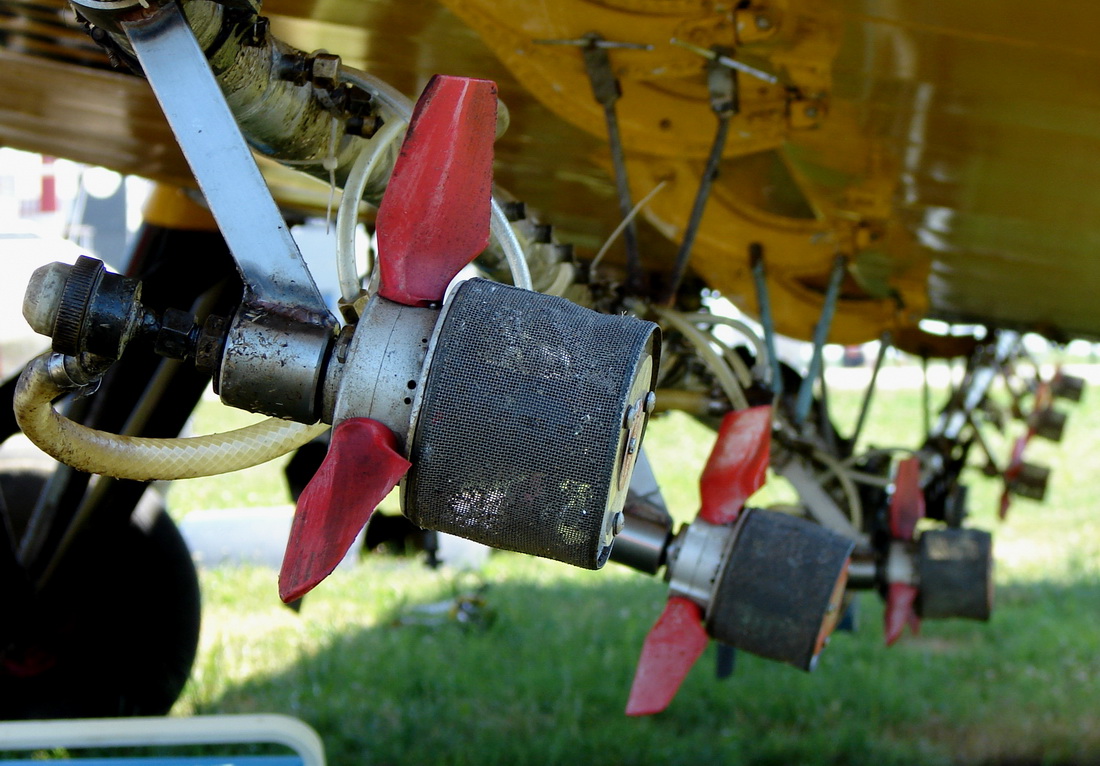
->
<box><xmin>404</xmin><ymin>279</ymin><xmax>659</xmax><ymax>569</ymax></box>
<box><xmin>294</xmin><ymin>276</ymin><xmax>660</xmax><ymax>600</ymax></box>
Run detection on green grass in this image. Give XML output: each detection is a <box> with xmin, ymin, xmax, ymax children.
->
<box><xmin>154</xmin><ymin>368</ymin><xmax>1100</xmax><ymax>765</ymax></box>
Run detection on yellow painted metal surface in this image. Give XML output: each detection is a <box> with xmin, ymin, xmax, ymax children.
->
<box><xmin>141</xmin><ymin>186</ymin><xmax>217</xmax><ymax>231</ymax></box>
<box><xmin>439</xmin><ymin>0</ymin><xmax>925</xmax><ymax>342</ymax></box>
<box><xmin>3</xmin><ymin>0</ymin><xmax>1100</xmax><ymax>343</ymax></box>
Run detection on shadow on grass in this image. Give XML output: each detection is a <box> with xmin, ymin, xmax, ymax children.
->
<box><xmin>198</xmin><ymin>566</ymin><xmax>1100</xmax><ymax>766</ymax></box>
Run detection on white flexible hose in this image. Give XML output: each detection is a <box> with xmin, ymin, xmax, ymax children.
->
<box><xmin>336</xmin><ymin>118</ymin><xmax>406</xmax><ymax>305</ymax></box>
<box><xmin>679</xmin><ymin>313</ymin><xmax>768</xmax><ymax>385</ymax></box>
<box><xmin>14</xmin><ymin>355</ymin><xmax>329</xmax><ymax>481</ymax></box>
<box><xmin>809</xmin><ymin>445</ymin><xmax>865</xmax><ymax>531</ymax></box>
<box><xmin>702</xmin><ymin>334</ymin><xmax>754</xmax><ymax>391</ymax></box>
<box><xmin>543</xmin><ymin>262</ymin><xmax>576</xmax><ymax>298</ymax></box>
<box><xmin>654</xmin><ymin>307</ymin><xmax>750</xmax><ymax>411</ymax></box>
<box><xmin>491</xmin><ymin>197</ymin><xmax>533</xmax><ymax>290</ymax></box>
<box><xmin>721</xmin><ymin>341</ymin><xmax>756</xmax><ymax>391</ymax></box>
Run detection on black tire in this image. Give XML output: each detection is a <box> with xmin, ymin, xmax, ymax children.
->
<box><xmin>0</xmin><ymin>462</ymin><xmax>201</xmax><ymax>719</ymax></box>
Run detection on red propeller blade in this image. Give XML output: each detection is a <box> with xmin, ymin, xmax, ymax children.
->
<box><xmin>699</xmin><ymin>406</ymin><xmax>772</xmax><ymax>526</ymax></box>
<box><xmin>279</xmin><ymin>418</ymin><xmax>411</xmax><ymax>603</ymax></box>
<box><xmin>884</xmin><ymin>582</ymin><xmax>921</xmax><ymax>646</ymax></box>
<box><xmin>889</xmin><ymin>456</ymin><xmax>925</xmax><ymax>541</ymax></box>
<box><xmin>626</xmin><ymin>407</ymin><xmax>772</xmax><ymax>714</ymax></box>
<box><xmin>625</xmin><ymin>597</ymin><xmax>709</xmax><ymax>717</ymax></box>
<box><xmin>376</xmin><ymin>74</ymin><xmax>497</xmax><ymax>307</ymax></box>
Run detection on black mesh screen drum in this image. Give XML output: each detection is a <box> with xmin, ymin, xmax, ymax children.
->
<box><xmin>404</xmin><ymin>279</ymin><xmax>659</xmax><ymax>569</ymax></box>
<box><xmin>1009</xmin><ymin>462</ymin><xmax>1050</xmax><ymax>501</ymax></box>
<box><xmin>917</xmin><ymin>528</ymin><xmax>993</xmax><ymax>621</ymax></box>
<box><xmin>704</xmin><ymin>509</ymin><xmax>854</xmax><ymax>670</ymax></box>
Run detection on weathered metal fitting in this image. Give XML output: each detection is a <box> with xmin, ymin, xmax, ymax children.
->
<box><xmin>45</xmin><ymin>353</ymin><xmax>80</xmax><ymax>388</ymax></box>
<box><xmin>310</xmin><ymin>52</ymin><xmax>342</xmax><ymax>91</ymax></box>
<box><xmin>845</xmin><ymin>554</ymin><xmax>877</xmax><ymax>589</ymax></box>
<box><xmin>345</xmin><ymin>113</ymin><xmax>383</xmax><ymax>139</ymax></box>
<box><xmin>331</xmin><ymin>324</ymin><xmax>355</xmax><ymax>364</ymax></box>
<box><xmin>340</xmin><ymin>82</ymin><xmax>381</xmax><ymax>136</ymax></box>
<box><xmin>194</xmin><ymin>314</ymin><xmax>228</xmax><ymax>375</ymax></box>
<box><xmin>342</xmin><ymin>82</ymin><xmax>375</xmax><ymax>116</ymax></box>
<box><xmin>218</xmin><ymin>305</ymin><xmax>336</xmax><ymax>423</ymax></box>
<box><xmin>46</xmin><ymin>353</ymin><xmax>87</xmax><ymax>389</ymax></box>
<box><xmin>609</xmin><ymin>512</ymin><xmax>625</xmax><ymax>536</ymax></box>
<box><xmin>46</xmin><ymin>351</ymin><xmax>114</xmax><ymax>389</ymax></box>
<box><xmin>56</xmin><ymin>257</ymin><xmax>104</xmax><ymax>354</ymax></box>
<box><xmin>667</xmin><ymin>517</ymin><xmax>736</xmax><ymax>605</ymax></box>
<box><xmin>23</xmin><ymin>262</ymin><xmax>72</xmax><ymax>338</ymax></box>
<box><xmin>609</xmin><ymin>498</ymin><xmax>674</xmax><ymax>575</ymax></box>
<box><xmin>324</xmin><ymin>294</ymin><xmax>438</xmax><ymax>439</ymax></box>
<box><xmin>27</xmin><ymin>256</ymin><xmax>144</xmax><ymax>360</ymax></box>
<box><xmin>618</xmin><ymin>397</ymin><xmax>648</xmax><ymax>491</ymax></box>
<box><xmin>276</xmin><ymin>50</ymin><xmax>311</xmax><ymax>86</ymax></box>
<box><xmin>154</xmin><ymin>307</ymin><xmax>198</xmax><ymax>360</ymax></box>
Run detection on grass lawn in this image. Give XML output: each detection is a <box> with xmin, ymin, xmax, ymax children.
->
<box><xmin>154</xmin><ymin>364</ymin><xmax>1100</xmax><ymax>765</ymax></box>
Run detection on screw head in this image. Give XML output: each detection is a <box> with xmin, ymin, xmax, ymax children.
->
<box><xmin>310</xmin><ymin>53</ymin><xmax>342</xmax><ymax>91</ymax></box>
<box><xmin>612</xmin><ymin>511</ymin><xmax>626</xmax><ymax>535</ymax></box>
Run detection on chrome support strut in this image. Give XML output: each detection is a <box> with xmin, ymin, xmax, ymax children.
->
<box><xmin>122</xmin><ymin>3</ymin><xmax>332</xmax><ymax>318</ymax></box>
<box><xmin>121</xmin><ymin>2</ymin><xmax>336</xmax><ymax>421</ymax></box>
